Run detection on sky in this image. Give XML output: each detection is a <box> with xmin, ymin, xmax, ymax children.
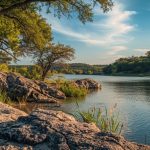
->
<box><xmin>17</xmin><ymin>0</ymin><xmax>150</xmax><ymax>65</ymax></box>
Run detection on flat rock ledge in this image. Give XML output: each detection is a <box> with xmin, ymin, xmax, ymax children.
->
<box><xmin>0</xmin><ymin>103</ymin><xmax>149</xmax><ymax>150</ymax></box>
<box><xmin>0</xmin><ymin>102</ymin><xmax>27</xmax><ymax>122</ymax></box>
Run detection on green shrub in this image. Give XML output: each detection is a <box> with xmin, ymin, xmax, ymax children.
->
<box><xmin>75</xmin><ymin>104</ymin><xmax>123</xmax><ymax>134</ymax></box>
<box><xmin>0</xmin><ymin>90</ymin><xmax>28</xmax><ymax>106</ymax></box>
<box><xmin>0</xmin><ymin>64</ymin><xmax>9</xmax><ymax>72</ymax></box>
<box><xmin>60</xmin><ymin>81</ymin><xmax>87</xmax><ymax>97</ymax></box>
<box><xmin>28</xmin><ymin>65</ymin><xmax>42</xmax><ymax>80</ymax></box>
<box><xmin>12</xmin><ymin>65</ymin><xmax>42</xmax><ymax>80</ymax></box>
<box><xmin>45</xmin><ymin>77</ymin><xmax>87</xmax><ymax>97</ymax></box>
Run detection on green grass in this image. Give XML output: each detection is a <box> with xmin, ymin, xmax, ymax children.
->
<box><xmin>0</xmin><ymin>90</ymin><xmax>14</xmax><ymax>105</ymax></box>
<box><xmin>0</xmin><ymin>90</ymin><xmax>29</xmax><ymax>109</ymax></box>
<box><xmin>60</xmin><ymin>81</ymin><xmax>87</xmax><ymax>97</ymax></box>
<box><xmin>75</xmin><ymin>103</ymin><xmax>123</xmax><ymax>134</ymax></box>
<box><xmin>46</xmin><ymin>77</ymin><xmax>88</xmax><ymax>98</ymax></box>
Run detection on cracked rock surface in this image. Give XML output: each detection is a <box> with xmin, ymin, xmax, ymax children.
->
<box><xmin>0</xmin><ymin>72</ymin><xmax>64</xmax><ymax>103</ymax></box>
<box><xmin>0</xmin><ymin>102</ymin><xmax>27</xmax><ymax>122</ymax></box>
<box><xmin>0</xmin><ymin>104</ymin><xmax>150</xmax><ymax>150</ymax></box>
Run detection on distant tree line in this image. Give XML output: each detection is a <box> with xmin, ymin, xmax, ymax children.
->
<box><xmin>9</xmin><ymin>51</ymin><xmax>150</xmax><ymax>77</ymax></box>
<box><xmin>9</xmin><ymin>63</ymin><xmax>106</xmax><ymax>76</ymax></box>
<box><xmin>51</xmin><ymin>63</ymin><xmax>106</xmax><ymax>75</ymax></box>
<box><xmin>103</xmin><ymin>51</ymin><xmax>150</xmax><ymax>76</ymax></box>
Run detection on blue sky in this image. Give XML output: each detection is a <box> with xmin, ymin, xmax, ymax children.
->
<box><xmin>18</xmin><ymin>0</ymin><xmax>150</xmax><ymax>65</ymax></box>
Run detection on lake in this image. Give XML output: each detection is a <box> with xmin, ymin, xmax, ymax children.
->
<box><xmin>18</xmin><ymin>75</ymin><xmax>150</xmax><ymax>145</ymax></box>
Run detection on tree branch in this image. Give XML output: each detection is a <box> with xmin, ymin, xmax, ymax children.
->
<box><xmin>0</xmin><ymin>0</ymin><xmax>56</xmax><ymax>15</ymax></box>
<box><xmin>0</xmin><ymin>40</ymin><xmax>19</xmax><ymax>61</ymax></box>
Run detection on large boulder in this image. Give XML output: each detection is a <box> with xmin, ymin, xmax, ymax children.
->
<box><xmin>0</xmin><ymin>72</ymin><xmax>59</xmax><ymax>103</ymax></box>
<box><xmin>47</xmin><ymin>87</ymin><xmax>66</xmax><ymax>99</ymax></box>
<box><xmin>75</xmin><ymin>78</ymin><xmax>101</xmax><ymax>89</ymax></box>
<box><xmin>38</xmin><ymin>82</ymin><xmax>66</xmax><ymax>99</ymax></box>
<box><xmin>0</xmin><ymin>104</ymin><xmax>149</xmax><ymax>150</ymax></box>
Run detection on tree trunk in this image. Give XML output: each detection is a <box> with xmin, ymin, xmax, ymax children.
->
<box><xmin>41</xmin><ymin>70</ymin><xmax>47</xmax><ymax>81</ymax></box>
<box><xmin>41</xmin><ymin>65</ymin><xmax>51</xmax><ymax>81</ymax></box>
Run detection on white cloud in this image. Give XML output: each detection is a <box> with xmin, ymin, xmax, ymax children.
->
<box><xmin>92</xmin><ymin>3</ymin><xmax>137</xmax><ymax>44</ymax></box>
<box><xmin>100</xmin><ymin>54</ymin><xmax>125</xmax><ymax>64</ymax></box>
<box><xmin>134</xmin><ymin>48</ymin><xmax>150</xmax><ymax>53</ymax></box>
<box><xmin>50</xmin><ymin>2</ymin><xmax>136</xmax><ymax>47</ymax></box>
<box><xmin>51</xmin><ymin>20</ymin><xmax>106</xmax><ymax>45</ymax></box>
<box><xmin>108</xmin><ymin>46</ymin><xmax>127</xmax><ymax>55</ymax></box>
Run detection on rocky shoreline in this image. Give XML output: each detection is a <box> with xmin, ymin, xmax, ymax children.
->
<box><xmin>0</xmin><ymin>72</ymin><xmax>149</xmax><ymax>149</ymax></box>
<box><xmin>0</xmin><ymin>102</ymin><xmax>149</xmax><ymax>150</ymax></box>
<box><xmin>0</xmin><ymin>72</ymin><xmax>101</xmax><ymax>103</ymax></box>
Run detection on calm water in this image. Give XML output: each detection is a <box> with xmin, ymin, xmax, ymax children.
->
<box><xmin>18</xmin><ymin>75</ymin><xmax>150</xmax><ymax>145</ymax></box>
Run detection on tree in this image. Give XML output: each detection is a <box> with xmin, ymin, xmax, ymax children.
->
<box><xmin>33</xmin><ymin>43</ymin><xmax>75</xmax><ymax>80</ymax></box>
<box><xmin>102</xmin><ymin>52</ymin><xmax>150</xmax><ymax>75</ymax></box>
<box><xmin>0</xmin><ymin>0</ymin><xmax>113</xmax><ymax>58</ymax></box>
<box><xmin>0</xmin><ymin>9</ymin><xmax>52</xmax><ymax>60</ymax></box>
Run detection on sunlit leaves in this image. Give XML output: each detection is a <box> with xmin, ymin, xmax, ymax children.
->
<box><xmin>0</xmin><ymin>0</ymin><xmax>113</xmax><ymax>61</ymax></box>
<box><xmin>0</xmin><ymin>8</ymin><xmax>52</xmax><ymax>60</ymax></box>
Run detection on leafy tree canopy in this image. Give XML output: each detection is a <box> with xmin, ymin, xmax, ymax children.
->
<box><xmin>0</xmin><ymin>0</ymin><xmax>113</xmax><ymax>22</ymax></box>
<box><xmin>103</xmin><ymin>51</ymin><xmax>150</xmax><ymax>75</ymax></box>
<box><xmin>33</xmin><ymin>43</ymin><xmax>75</xmax><ymax>80</ymax></box>
<box><xmin>0</xmin><ymin>8</ymin><xmax>52</xmax><ymax>60</ymax></box>
<box><xmin>0</xmin><ymin>0</ymin><xmax>113</xmax><ymax>60</ymax></box>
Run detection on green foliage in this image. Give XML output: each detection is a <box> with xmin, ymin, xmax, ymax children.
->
<box><xmin>0</xmin><ymin>64</ymin><xmax>9</xmax><ymax>72</ymax></box>
<box><xmin>17</xmin><ymin>67</ymin><xmax>28</xmax><ymax>77</ymax></box>
<box><xmin>0</xmin><ymin>0</ymin><xmax>113</xmax><ymax>62</ymax></box>
<box><xmin>49</xmin><ymin>77</ymin><xmax>87</xmax><ymax>97</ymax></box>
<box><xmin>43</xmin><ymin>77</ymin><xmax>88</xmax><ymax>97</ymax></box>
<box><xmin>0</xmin><ymin>90</ymin><xmax>27</xmax><ymax>106</ymax></box>
<box><xmin>0</xmin><ymin>90</ymin><xmax>13</xmax><ymax>105</ymax></box>
<box><xmin>60</xmin><ymin>81</ymin><xmax>87</xmax><ymax>97</ymax></box>
<box><xmin>0</xmin><ymin>0</ymin><xmax>113</xmax><ymax>23</ymax></box>
<box><xmin>52</xmin><ymin>63</ymin><xmax>106</xmax><ymax>75</ymax></box>
<box><xmin>0</xmin><ymin>8</ymin><xmax>52</xmax><ymax>60</ymax></box>
<box><xmin>33</xmin><ymin>43</ymin><xmax>75</xmax><ymax>81</ymax></box>
<box><xmin>146</xmin><ymin>51</ymin><xmax>150</xmax><ymax>57</ymax></box>
<box><xmin>103</xmin><ymin>52</ymin><xmax>150</xmax><ymax>75</ymax></box>
<box><xmin>76</xmin><ymin>105</ymin><xmax>123</xmax><ymax>134</ymax></box>
<box><xmin>10</xmin><ymin>65</ymin><xmax>42</xmax><ymax>80</ymax></box>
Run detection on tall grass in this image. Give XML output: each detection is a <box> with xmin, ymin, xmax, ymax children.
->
<box><xmin>46</xmin><ymin>77</ymin><xmax>88</xmax><ymax>97</ymax></box>
<box><xmin>0</xmin><ymin>90</ymin><xmax>13</xmax><ymax>105</ymax></box>
<box><xmin>75</xmin><ymin>103</ymin><xmax>123</xmax><ymax>134</ymax></box>
<box><xmin>60</xmin><ymin>81</ymin><xmax>87</xmax><ymax>97</ymax></box>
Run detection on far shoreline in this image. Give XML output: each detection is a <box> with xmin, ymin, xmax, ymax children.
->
<box><xmin>56</xmin><ymin>73</ymin><xmax>150</xmax><ymax>78</ymax></box>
